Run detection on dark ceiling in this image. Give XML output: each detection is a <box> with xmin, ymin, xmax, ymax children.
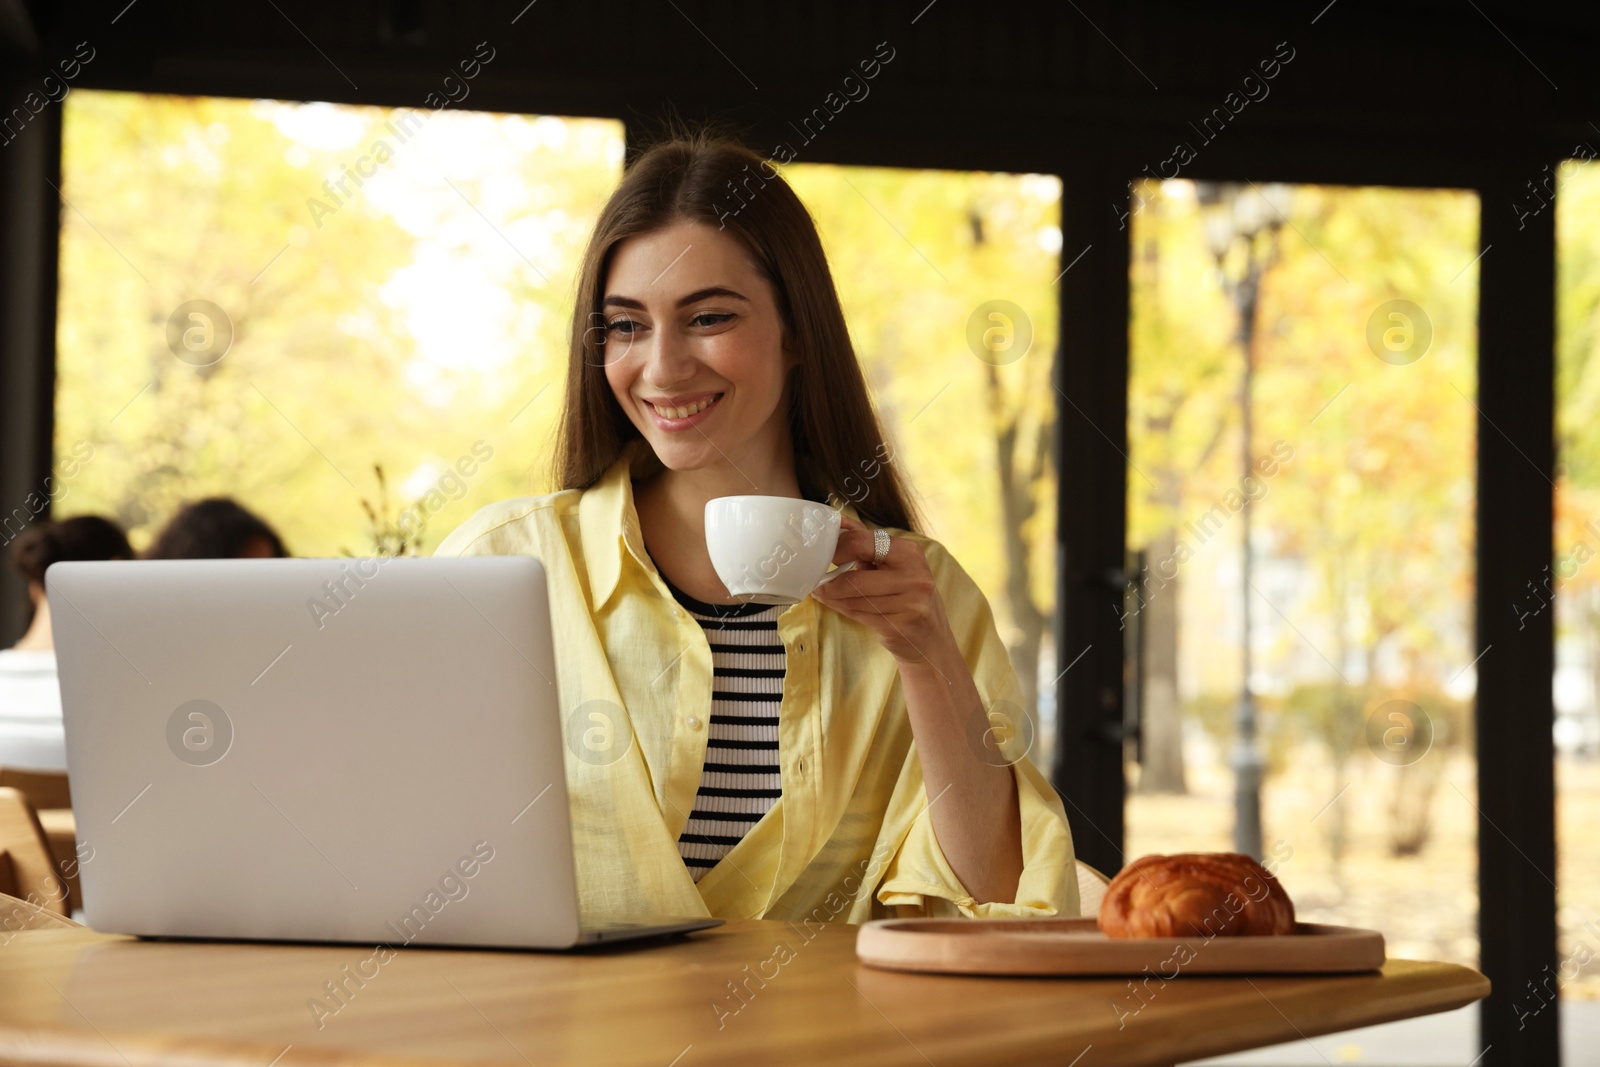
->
<box><xmin>5</xmin><ymin>0</ymin><xmax>1600</xmax><ymax>183</ymax></box>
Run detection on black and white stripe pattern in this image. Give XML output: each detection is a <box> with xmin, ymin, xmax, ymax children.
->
<box><xmin>662</xmin><ymin>577</ymin><xmax>785</xmax><ymax>882</ymax></box>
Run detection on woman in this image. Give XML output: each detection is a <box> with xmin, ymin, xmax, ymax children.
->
<box><xmin>0</xmin><ymin>516</ymin><xmax>132</xmax><ymax>770</ymax></box>
<box><xmin>436</xmin><ymin>131</ymin><xmax>1078</xmax><ymax>923</ymax></box>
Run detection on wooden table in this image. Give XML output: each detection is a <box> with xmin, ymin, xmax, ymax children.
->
<box><xmin>0</xmin><ymin>920</ymin><xmax>1487</xmax><ymax>1066</ymax></box>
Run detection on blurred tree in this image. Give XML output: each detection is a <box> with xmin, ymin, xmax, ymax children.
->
<box><xmin>58</xmin><ymin>93</ymin><xmax>414</xmax><ymax>550</ymax></box>
<box><xmin>57</xmin><ymin>92</ymin><xmax>622</xmax><ymax>555</ymax></box>
<box><xmin>1260</xmin><ymin>187</ymin><xmax>1476</xmax><ymax>687</ymax></box>
<box><xmin>1257</xmin><ymin>187</ymin><xmax>1476</xmax><ymax>860</ymax></box>
<box><xmin>1129</xmin><ymin>180</ymin><xmax>1479</xmax><ymax>869</ymax></box>
<box><xmin>786</xmin><ymin>165</ymin><xmax>1060</xmax><ymax>756</ymax></box>
<box><xmin>1385</xmin><ymin>686</ymin><xmax>1472</xmax><ymax>857</ymax></box>
<box><xmin>1556</xmin><ymin>163</ymin><xmax>1600</xmax><ymax>718</ymax></box>
<box><xmin>1128</xmin><ymin>182</ymin><xmax>1256</xmax><ymax>795</ymax></box>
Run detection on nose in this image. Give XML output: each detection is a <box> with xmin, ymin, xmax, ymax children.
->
<box><xmin>639</xmin><ymin>322</ymin><xmax>700</xmax><ymax>391</ymax></box>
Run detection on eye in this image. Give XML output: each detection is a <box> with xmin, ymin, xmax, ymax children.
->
<box><xmin>606</xmin><ymin>318</ymin><xmax>644</xmax><ymax>336</ymax></box>
<box><xmin>690</xmin><ymin>312</ymin><xmax>735</xmax><ymax>328</ymax></box>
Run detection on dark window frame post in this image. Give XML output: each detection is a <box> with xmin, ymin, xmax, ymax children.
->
<box><xmin>1052</xmin><ymin>165</ymin><xmax>1132</xmax><ymax>879</ymax></box>
<box><xmin>1475</xmin><ymin>164</ymin><xmax>1560</xmax><ymax>1067</ymax></box>
<box><xmin>0</xmin><ymin>90</ymin><xmax>61</xmax><ymax>647</ymax></box>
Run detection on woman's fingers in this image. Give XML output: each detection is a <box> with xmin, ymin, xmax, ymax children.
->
<box><xmin>832</xmin><ymin>515</ymin><xmax>880</xmax><ymax>567</ymax></box>
<box><xmin>814</xmin><ymin>583</ymin><xmax>921</xmax><ymax>621</ymax></box>
<box><xmin>814</xmin><ymin>568</ymin><xmax>900</xmax><ymax>600</ymax></box>
<box><xmin>814</xmin><ymin>589</ymin><xmax>914</xmax><ymax>619</ymax></box>
<box><xmin>813</xmin><ymin>518</ymin><xmax>948</xmax><ymax>663</ymax></box>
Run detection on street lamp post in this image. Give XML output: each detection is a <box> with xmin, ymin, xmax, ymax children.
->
<box><xmin>1197</xmin><ymin>181</ymin><xmax>1288</xmax><ymax>861</ymax></box>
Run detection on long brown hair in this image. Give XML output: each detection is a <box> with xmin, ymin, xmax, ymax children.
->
<box><xmin>554</xmin><ymin>125</ymin><xmax>921</xmax><ymax>534</ymax></box>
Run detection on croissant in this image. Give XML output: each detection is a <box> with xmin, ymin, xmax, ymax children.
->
<box><xmin>1098</xmin><ymin>852</ymin><xmax>1295</xmax><ymax>938</ymax></box>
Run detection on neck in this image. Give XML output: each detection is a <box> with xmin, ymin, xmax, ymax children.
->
<box><xmin>632</xmin><ymin>432</ymin><xmax>804</xmax><ymax>601</ymax></box>
<box><xmin>644</xmin><ymin>439</ymin><xmax>804</xmax><ymax>518</ymax></box>
<box><xmin>13</xmin><ymin>598</ymin><xmax>52</xmax><ymax>652</ymax></box>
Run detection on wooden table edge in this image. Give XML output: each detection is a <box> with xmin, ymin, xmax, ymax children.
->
<box><xmin>0</xmin><ymin>931</ymin><xmax>1493</xmax><ymax>1067</ymax></box>
<box><xmin>1108</xmin><ymin>959</ymin><xmax>1491</xmax><ymax>1067</ymax></box>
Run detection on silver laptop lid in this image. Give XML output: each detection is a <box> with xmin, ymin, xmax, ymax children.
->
<box><xmin>47</xmin><ymin>557</ymin><xmax>581</xmax><ymax>949</ymax></box>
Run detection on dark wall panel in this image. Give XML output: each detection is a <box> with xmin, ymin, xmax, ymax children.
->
<box><xmin>0</xmin><ymin>94</ymin><xmax>59</xmax><ymax>645</ymax></box>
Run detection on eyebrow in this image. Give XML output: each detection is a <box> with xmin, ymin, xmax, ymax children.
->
<box><xmin>601</xmin><ymin>286</ymin><xmax>750</xmax><ymax>311</ymax></box>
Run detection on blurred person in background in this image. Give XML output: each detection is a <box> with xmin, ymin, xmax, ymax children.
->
<box><xmin>0</xmin><ymin>516</ymin><xmax>133</xmax><ymax>770</ymax></box>
<box><xmin>143</xmin><ymin>498</ymin><xmax>288</xmax><ymax>560</ymax></box>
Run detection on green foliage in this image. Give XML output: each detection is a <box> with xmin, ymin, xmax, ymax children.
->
<box><xmin>1272</xmin><ymin>681</ymin><xmax>1471</xmax><ymax>759</ymax></box>
<box><xmin>1272</xmin><ymin>681</ymin><xmax>1472</xmax><ymax>859</ymax></box>
<box><xmin>1556</xmin><ymin>164</ymin><xmax>1600</xmax><ymax>589</ymax></box>
<box><xmin>1276</xmin><ymin>681</ymin><xmax>1368</xmax><ymax>761</ymax></box>
<box><xmin>1182</xmin><ymin>689</ymin><xmax>1296</xmax><ymax>778</ymax></box>
<box><xmin>785</xmin><ymin>165</ymin><xmax>1061</xmax><ymax>635</ymax></box>
<box><xmin>56</xmin><ymin>92</ymin><xmax>624</xmax><ymax>555</ymax></box>
<box><xmin>350</xmin><ymin>465</ymin><xmax>418</xmax><ymax>559</ymax></box>
<box><xmin>1130</xmin><ymin>180</ymin><xmax>1479</xmax><ymax>702</ymax></box>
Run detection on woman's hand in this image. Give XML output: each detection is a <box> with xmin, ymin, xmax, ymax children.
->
<box><xmin>810</xmin><ymin>516</ymin><xmax>958</xmax><ymax>668</ymax></box>
<box><xmin>812</xmin><ymin>514</ymin><xmax>1025</xmax><ymax>903</ymax></box>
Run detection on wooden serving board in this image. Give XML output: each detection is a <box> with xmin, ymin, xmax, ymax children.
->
<box><xmin>856</xmin><ymin>917</ymin><xmax>1385</xmax><ymax>977</ymax></box>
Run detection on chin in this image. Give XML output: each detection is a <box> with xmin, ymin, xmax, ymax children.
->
<box><xmin>640</xmin><ymin>435</ymin><xmax>719</xmax><ymax>471</ymax></box>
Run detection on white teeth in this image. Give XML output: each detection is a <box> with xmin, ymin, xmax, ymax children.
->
<box><xmin>655</xmin><ymin>395</ymin><xmax>717</xmax><ymax>419</ymax></box>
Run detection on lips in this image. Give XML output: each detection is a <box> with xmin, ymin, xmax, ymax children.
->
<box><xmin>642</xmin><ymin>391</ymin><xmax>725</xmax><ymax>431</ymax></box>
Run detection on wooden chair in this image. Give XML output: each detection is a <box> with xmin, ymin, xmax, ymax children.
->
<box><xmin>0</xmin><ymin>888</ymin><xmax>82</xmax><ymax>934</ymax></box>
<box><xmin>1075</xmin><ymin>858</ymin><xmax>1111</xmax><ymax>918</ymax></box>
<box><xmin>0</xmin><ymin>767</ymin><xmax>71</xmax><ymax>810</ymax></box>
<box><xmin>0</xmin><ymin>769</ymin><xmax>78</xmax><ymax>911</ymax></box>
<box><xmin>0</xmin><ymin>788</ymin><xmax>73</xmax><ymax>916</ymax></box>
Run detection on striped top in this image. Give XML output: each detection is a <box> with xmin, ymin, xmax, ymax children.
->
<box><xmin>660</xmin><ymin>575</ymin><xmax>785</xmax><ymax>882</ymax></box>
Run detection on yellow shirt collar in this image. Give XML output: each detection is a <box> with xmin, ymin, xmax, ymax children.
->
<box><xmin>577</xmin><ymin>438</ymin><xmax>655</xmax><ymax>614</ymax></box>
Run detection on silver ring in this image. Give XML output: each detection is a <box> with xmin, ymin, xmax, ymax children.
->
<box><xmin>872</xmin><ymin>528</ymin><xmax>891</xmax><ymax>564</ymax></box>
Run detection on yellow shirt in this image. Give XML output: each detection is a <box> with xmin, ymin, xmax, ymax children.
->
<box><xmin>434</xmin><ymin>440</ymin><xmax>1079</xmax><ymax>923</ymax></box>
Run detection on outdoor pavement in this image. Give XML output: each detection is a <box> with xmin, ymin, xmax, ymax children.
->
<box><xmin>1189</xmin><ymin>1000</ymin><xmax>1599</xmax><ymax>1065</ymax></box>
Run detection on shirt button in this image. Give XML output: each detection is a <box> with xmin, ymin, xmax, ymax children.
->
<box><xmin>686</xmin><ymin>716</ymin><xmax>702</xmax><ymax>730</ymax></box>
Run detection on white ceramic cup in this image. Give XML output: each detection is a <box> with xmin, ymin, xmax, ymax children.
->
<box><xmin>704</xmin><ymin>495</ymin><xmax>858</xmax><ymax>606</ymax></box>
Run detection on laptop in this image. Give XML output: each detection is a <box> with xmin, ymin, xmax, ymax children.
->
<box><xmin>46</xmin><ymin>556</ymin><xmax>721</xmax><ymax>949</ymax></box>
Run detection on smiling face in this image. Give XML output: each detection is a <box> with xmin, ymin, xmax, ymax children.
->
<box><xmin>601</xmin><ymin>218</ymin><xmax>798</xmax><ymax>481</ymax></box>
